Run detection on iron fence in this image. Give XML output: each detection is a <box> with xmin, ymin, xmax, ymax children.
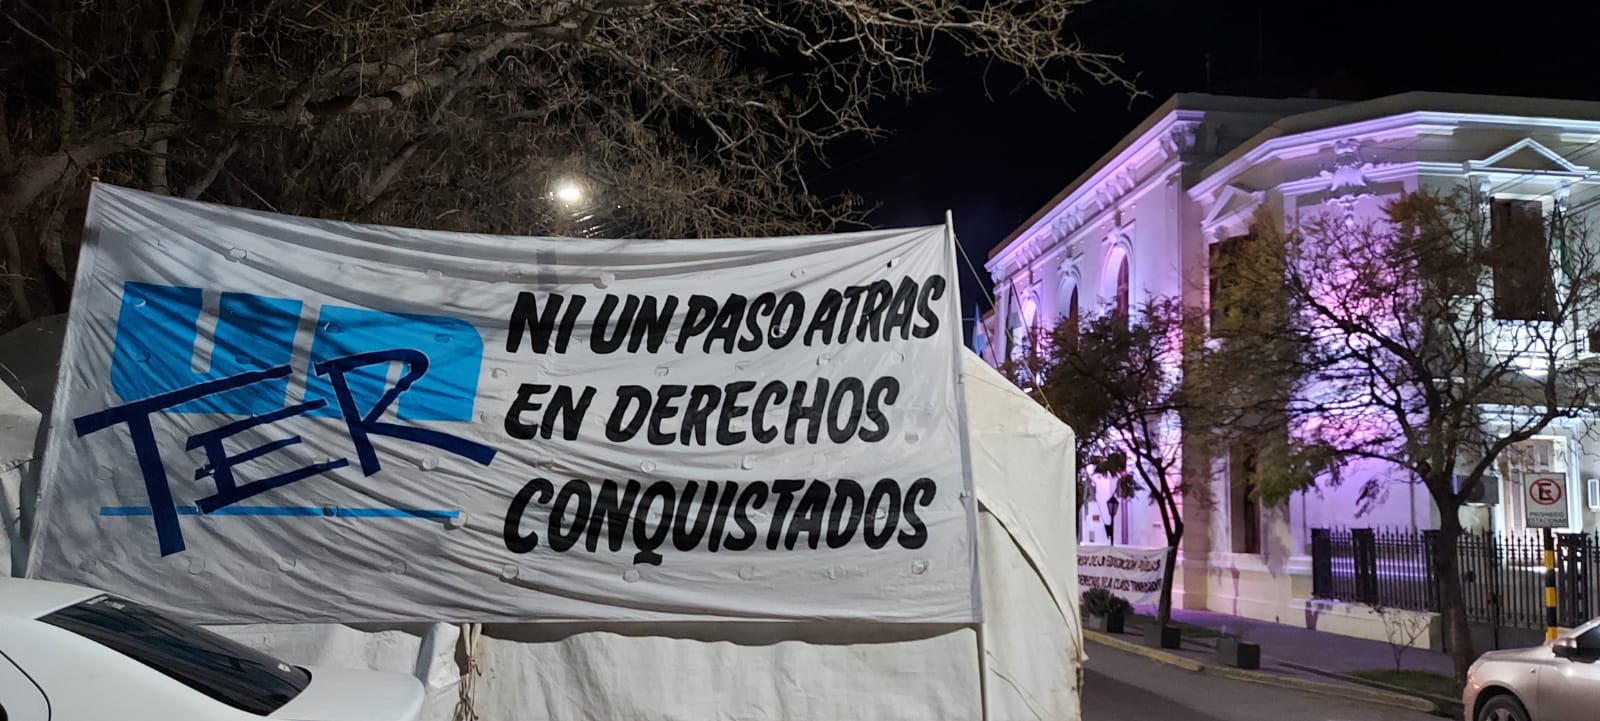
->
<box><xmin>1311</xmin><ymin>527</ymin><xmax>1600</xmax><ymax>630</ymax></box>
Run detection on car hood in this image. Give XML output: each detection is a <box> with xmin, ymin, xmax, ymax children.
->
<box><xmin>1478</xmin><ymin>645</ymin><xmax>1556</xmax><ymax>665</ymax></box>
<box><xmin>269</xmin><ymin>665</ymin><xmax>425</xmax><ymax>721</ymax></box>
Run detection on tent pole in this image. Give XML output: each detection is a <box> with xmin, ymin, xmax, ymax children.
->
<box><xmin>950</xmin><ymin>210</ymin><xmax>991</xmax><ymax>721</ymax></box>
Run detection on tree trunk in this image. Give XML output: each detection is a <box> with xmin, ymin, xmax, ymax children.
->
<box><xmin>146</xmin><ymin>0</ymin><xmax>208</xmax><ymax>194</ymax></box>
<box><xmin>1156</xmin><ymin>538</ymin><xmax>1181</xmax><ymax>629</ymax></box>
<box><xmin>53</xmin><ymin>0</ymin><xmax>77</xmax><ymax>144</ymax></box>
<box><xmin>0</xmin><ymin>122</ymin><xmax>187</xmax><ymax>220</ymax></box>
<box><xmin>1152</xmin><ymin>486</ymin><xmax>1183</xmax><ymax>630</ymax></box>
<box><xmin>1433</xmin><ymin>501</ymin><xmax>1475</xmax><ymax>681</ymax></box>
<box><xmin>1</xmin><ymin>225</ymin><xmax>33</xmax><ymax>323</ymax></box>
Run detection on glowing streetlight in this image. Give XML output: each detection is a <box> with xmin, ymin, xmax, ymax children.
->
<box><xmin>553</xmin><ymin>179</ymin><xmax>586</xmax><ymax>206</ymax></box>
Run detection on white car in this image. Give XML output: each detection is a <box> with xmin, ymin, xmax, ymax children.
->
<box><xmin>0</xmin><ymin>578</ymin><xmax>424</xmax><ymax>721</ymax></box>
<box><xmin>1464</xmin><ymin>617</ymin><xmax>1600</xmax><ymax>721</ymax></box>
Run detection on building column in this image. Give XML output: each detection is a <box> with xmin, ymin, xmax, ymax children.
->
<box><xmin>1177</xmin><ymin>424</ymin><xmax>1212</xmax><ymax>610</ymax></box>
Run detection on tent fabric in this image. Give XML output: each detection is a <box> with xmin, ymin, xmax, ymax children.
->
<box><xmin>0</xmin><ymin>314</ymin><xmax>65</xmax><ymax>413</ymax></box>
<box><xmin>465</xmin><ymin>623</ymin><xmax>980</xmax><ymax>721</ymax></box>
<box><xmin>963</xmin><ymin>356</ymin><xmax>1084</xmax><ymax>720</ymax></box>
<box><xmin>0</xmin><ymin>375</ymin><xmax>39</xmax><ymax>473</ymax></box>
<box><xmin>0</xmin><ymin>380</ymin><xmax>41</xmax><ymax>578</ymax></box>
<box><xmin>3</xmin><ymin>312</ymin><xmax>1079</xmax><ymax>720</ymax></box>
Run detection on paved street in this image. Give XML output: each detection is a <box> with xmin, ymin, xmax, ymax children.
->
<box><xmin>1083</xmin><ymin>644</ymin><xmax>1445</xmax><ymax>721</ymax></box>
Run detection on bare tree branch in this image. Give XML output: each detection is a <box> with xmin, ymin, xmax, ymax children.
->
<box><xmin>0</xmin><ymin>0</ymin><xmax>1138</xmax><ymax>329</ymax></box>
<box><xmin>183</xmin><ymin>136</ymin><xmax>240</xmax><ymax>199</ymax></box>
<box><xmin>145</xmin><ymin>0</ymin><xmax>208</xmax><ymax>194</ymax></box>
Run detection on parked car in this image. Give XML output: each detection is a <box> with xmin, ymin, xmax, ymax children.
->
<box><xmin>1464</xmin><ymin>617</ymin><xmax>1600</xmax><ymax>721</ymax></box>
<box><xmin>0</xmin><ymin>578</ymin><xmax>424</xmax><ymax>721</ymax></box>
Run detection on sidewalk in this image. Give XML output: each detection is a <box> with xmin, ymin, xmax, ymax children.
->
<box><xmin>1081</xmin><ymin>606</ymin><xmax>1463</xmax><ymax>716</ymax></box>
<box><xmin>1129</xmin><ymin>605</ymin><xmax>1456</xmax><ymax>677</ymax></box>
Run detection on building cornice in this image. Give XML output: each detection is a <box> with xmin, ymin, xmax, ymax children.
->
<box><xmin>989</xmin><ymin>160</ymin><xmax>1183</xmax><ymax>278</ymax></box>
<box><xmin>1192</xmin><ymin>114</ymin><xmax>1439</xmax><ymax>198</ymax></box>
<box><xmin>1269</xmin><ymin>159</ymin><xmax>1600</xmax><ymax>200</ymax></box>
<box><xmin>1195</xmin><ymin>109</ymin><xmax>1600</xmax><ymax>199</ymax></box>
<box><xmin>987</xmin><ymin>105</ymin><xmax>1204</xmax><ymax>274</ymax></box>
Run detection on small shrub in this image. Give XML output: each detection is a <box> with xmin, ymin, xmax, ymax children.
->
<box><xmin>1082</xmin><ymin>588</ymin><xmax>1133</xmax><ymax>617</ymax></box>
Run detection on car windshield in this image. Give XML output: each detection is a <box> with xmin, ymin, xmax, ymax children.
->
<box><xmin>39</xmin><ymin>594</ymin><xmax>309</xmax><ymax>715</ymax></box>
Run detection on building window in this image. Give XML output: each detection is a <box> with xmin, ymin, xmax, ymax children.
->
<box><xmin>1026</xmin><ymin>297</ymin><xmax>1044</xmax><ymax>376</ymax></box>
<box><xmin>1062</xmin><ymin>286</ymin><xmax>1080</xmax><ymax>348</ymax></box>
<box><xmin>1113</xmin><ymin>256</ymin><xmax>1130</xmax><ymax>327</ymax></box>
<box><xmin>1230</xmin><ymin>444</ymin><xmax>1262</xmax><ymax>555</ymax></box>
<box><xmin>1006</xmin><ymin>297</ymin><xmax>1028</xmax><ymax>361</ymax></box>
<box><xmin>1209</xmin><ymin>234</ymin><xmax>1254</xmax><ymax>335</ymax></box>
<box><xmin>1490</xmin><ymin>198</ymin><xmax>1554</xmax><ymax>321</ymax></box>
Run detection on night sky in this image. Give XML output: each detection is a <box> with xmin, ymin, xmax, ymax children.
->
<box><xmin>811</xmin><ymin>0</ymin><xmax>1600</xmax><ymax>329</ymax></box>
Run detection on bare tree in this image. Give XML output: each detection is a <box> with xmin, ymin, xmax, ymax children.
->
<box><xmin>1212</xmin><ymin>189</ymin><xmax>1600</xmax><ymax>680</ymax></box>
<box><xmin>1034</xmin><ymin>297</ymin><xmax>1201</xmax><ymax>631</ymax></box>
<box><xmin>0</xmin><ymin>0</ymin><xmax>1136</xmax><ymax>331</ymax></box>
<box><xmin>1369</xmin><ymin>602</ymin><xmax>1434</xmax><ymax>672</ymax></box>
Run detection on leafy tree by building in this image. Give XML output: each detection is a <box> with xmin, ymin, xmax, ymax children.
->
<box><xmin>1028</xmin><ymin>297</ymin><xmax>1201</xmax><ymax>631</ymax></box>
<box><xmin>1209</xmin><ymin>190</ymin><xmax>1600</xmax><ymax>680</ymax></box>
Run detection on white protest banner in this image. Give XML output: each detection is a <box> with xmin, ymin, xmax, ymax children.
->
<box><xmin>1077</xmin><ymin>545</ymin><xmax>1166</xmax><ymax>605</ymax></box>
<box><xmin>26</xmin><ymin>184</ymin><xmax>980</xmax><ymax>625</ymax></box>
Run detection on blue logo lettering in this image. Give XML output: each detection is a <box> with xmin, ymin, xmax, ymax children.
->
<box><xmin>111</xmin><ymin>283</ymin><xmax>302</xmax><ymax>414</ymax></box>
<box><xmin>79</xmin><ymin>282</ymin><xmax>497</xmax><ymax>556</ymax></box>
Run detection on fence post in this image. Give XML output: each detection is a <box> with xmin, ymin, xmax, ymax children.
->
<box><xmin>1311</xmin><ymin>528</ymin><xmax>1332</xmax><ymax>598</ymax></box>
<box><xmin>1422</xmin><ymin>529</ymin><xmax>1440</xmax><ymax>612</ymax></box>
<box><xmin>1558</xmin><ymin>533</ymin><xmax>1589</xmax><ymax>628</ymax></box>
<box><xmin>1352</xmin><ymin>528</ymin><xmax>1378</xmax><ymax>604</ymax></box>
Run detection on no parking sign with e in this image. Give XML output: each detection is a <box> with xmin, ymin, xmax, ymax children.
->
<box><xmin>1524</xmin><ymin>474</ymin><xmax>1571</xmax><ymax>529</ymax></box>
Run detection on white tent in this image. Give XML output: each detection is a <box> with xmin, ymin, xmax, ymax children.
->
<box><xmin>1</xmin><ymin>320</ymin><xmax>1079</xmax><ymax>721</ymax></box>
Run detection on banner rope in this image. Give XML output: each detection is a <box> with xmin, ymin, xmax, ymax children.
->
<box><xmin>452</xmin><ymin>622</ymin><xmax>482</xmax><ymax>721</ymax></box>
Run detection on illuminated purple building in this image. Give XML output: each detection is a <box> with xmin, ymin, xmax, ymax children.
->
<box><xmin>981</xmin><ymin>92</ymin><xmax>1600</xmax><ymax>641</ymax></box>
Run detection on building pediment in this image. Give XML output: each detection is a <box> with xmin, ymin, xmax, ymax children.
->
<box><xmin>1200</xmin><ymin>184</ymin><xmax>1264</xmax><ymax>240</ymax></box>
<box><xmin>1467</xmin><ymin>138</ymin><xmax>1592</xmax><ymax>177</ymax></box>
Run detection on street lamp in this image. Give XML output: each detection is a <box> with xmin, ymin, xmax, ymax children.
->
<box><xmin>552</xmin><ymin>179</ymin><xmax>586</xmax><ymax>206</ymax></box>
<box><xmin>1105</xmin><ymin>496</ymin><xmax>1120</xmax><ymax>547</ymax></box>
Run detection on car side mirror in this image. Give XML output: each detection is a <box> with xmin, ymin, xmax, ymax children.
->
<box><xmin>1555</xmin><ymin>638</ymin><xmax>1600</xmax><ymax>660</ymax></box>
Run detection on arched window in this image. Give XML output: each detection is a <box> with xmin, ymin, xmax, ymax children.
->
<box><xmin>1057</xmin><ymin>271</ymin><xmax>1080</xmax><ymax>326</ymax></box>
<box><xmin>1114</xmin><ymin>255</ymin><xmax>1130</xmax><ymax>326</ymax></box>
<box><xmin>1100</xmin><ymin>241</ymin><xmax>1132</xmax><ymax>330</ymax></box>
<box><xmin>1062</xmin><ymin>286</ymin><xmax>1079</xmax><ymax>348</ymax></box>
<box><xmin>1007</xmin><ymin>296</ymin><xmax>1034</xmax><ymax>361</ymax></box>
<box><xmin>1013</xmin><ymin>296</ymin><xmax>1039</xmax><ymax>359</ymax></box>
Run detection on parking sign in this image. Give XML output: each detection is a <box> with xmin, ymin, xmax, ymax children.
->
<box><xmin>1524</xmin><ymin>474</ymin><xmax>1570</xmax><ymax>529</ymax></box>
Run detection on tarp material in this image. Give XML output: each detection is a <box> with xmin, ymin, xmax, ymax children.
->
<box><xmin>0</xmin><ymin>380</ymin><xmax>41</xmax><ymax>577</ymax></box>
<box><xmin>4</xmin><ymin>305</ymin><xmax>1080</xmax><ymax>721</ymax></box>
<box><xmin>0</xmin><ymin>315</ymin><xmax>65</xmax><ymax>413</ymax></box>
<box><xmin>29</xmin><ymin>184</ymin><xmax>979</xmax><ymax>625</ymax></box>
<box><xmin>210</xmin><ymin>354</ymin><xmax>1078</xmax><ymax>721</ymax></box>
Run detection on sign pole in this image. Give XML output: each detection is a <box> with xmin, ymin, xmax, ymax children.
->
<box><xmin>1544</xmin><ymin>527</ymin><xmax>1558</xmax><ymax>642</ymax></box>
<box><xmin>1523</xmin><ymin>472</ymin><xmax>1567</xmax><ymax>642</ymax></box>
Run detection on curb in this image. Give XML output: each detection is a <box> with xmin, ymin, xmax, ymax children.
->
<box><xmin>1085</xmin><ymin>629</ymin><xmax>1205</xmax><ymax>671</ymax></box>
<box><xmin>1083</xmin><ymin>631</ymin><xmax>1439</xmax><ymax>715</ymax></box>
<box><xmin>1276</xmin><ymin>661</ymin><xmax>1464</xmax><ymax>718</ymax></box>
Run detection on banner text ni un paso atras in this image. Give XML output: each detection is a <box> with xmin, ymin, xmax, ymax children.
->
<box><xmin>27</xmin><ymin>185</ymin><xmax>979</xmax><ymax>624</ymax></box>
